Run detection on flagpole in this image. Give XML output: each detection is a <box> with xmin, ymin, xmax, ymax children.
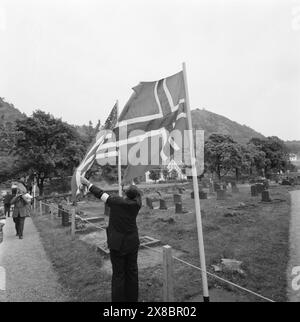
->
<box><xmin>116</xmin><ymin>100</ymin><xmax>122</xmax><ymax>197</ymax></box>
<box><xmin>182</xmin><ymin>62</ymin><xmax>210</xmax><ymax>302</ymax></box>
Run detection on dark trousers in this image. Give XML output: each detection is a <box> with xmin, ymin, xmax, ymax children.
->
<box><xmin>13</xmin><ymin>216</ymin><xmax>25</xmax><ymax>237</ymax></box>
<box><xmin>110</xmin><ymin>249</ymin><xmax>139</xmax><ymax>302</ymax></box>
<box><xmin>4</xmin><ymin>204</ymin><xmax>10</xmax><ymax>217</ymax></box>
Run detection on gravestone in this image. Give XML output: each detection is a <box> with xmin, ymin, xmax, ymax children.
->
<box><xmin>199</xmin><ymin>190</ymin><xmax>207</xmax><ymax>199</ymax></box>
<box><xmin>61</xmin><ymin>208</ymin><xmax>71</xmax><ymax>226</ymax></box>
<box><xmin>175</xmin><ymin>203</ymin><xmax>187</xmax><ymax>214</ymax></box>
<box><xmin>216</xmin><ymin>189</ymin><xmax>226</xmax><ymax>200</ymax></box>
<box><xmin>146</xmin><ymin>197</ymin><xmax>154</xmax><ymax>209</ymax></box>
<box><xmin>173</xmin><ymin>194</ymin><xmax>182</xmax><ymax>204</ymax></box>
<box><xmin>191</xmin><ymin>191</ymin><xmax>207</xmax><ymax>199</ymax></box>
<box><xmin>251</xmin><ymin>185</ymin><xmax>258</xmax><ymax>196</ymax></box>
<box><xmin>159</xmin><ymin>199</ymin><xmax>168</xmax><ymax>210</ymax></box>
<box><xmin>58</xmin><ymin>204</ymin><xmax>63</xmax><ymax>217</ymax></box>
<box><xmin>261</xmin><ymin>190</ymin><xmax>271</xmax><ymax>202</ymax></box>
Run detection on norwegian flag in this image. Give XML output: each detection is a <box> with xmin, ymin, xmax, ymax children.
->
<box><xmin>96</xmin><ymin>71</ymin><xmax>191</xmax><ymax>183</ymax></box>
<box><xmin>71</xmin><ymin>103</ymin><xmax>118</xmax><ymax>200</ymax></box>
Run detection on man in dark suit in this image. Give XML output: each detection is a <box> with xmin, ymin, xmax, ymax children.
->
<box><xmin>10</xmin><ymin>193</ymin><xmax>32</xmax><ymax>239</ymax></box>
<box><xmin>3</xmin><ymin>192</ymin><xmax>12</xmax><ymax>217</ymax></box>
<box><xmin>80</xmin><ymin>176</ymin><xmax>142</xmax><ymax>302</ymax></box>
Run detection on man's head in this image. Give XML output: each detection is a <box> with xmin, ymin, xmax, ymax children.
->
<box><xmin>125</xmin><ymin>185</ymin><xmax>141</xmax><ymax>200</ymax></box>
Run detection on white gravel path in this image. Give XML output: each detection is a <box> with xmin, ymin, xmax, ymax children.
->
<box><xmin>287</xmin><ymin>190</ymin><xmax>300</xmax><ymax>302</ymax></box>
<box><xmin>0</xmin><ymin>216</ymin><xmax>69</xmax><ymax>302</ymax></box>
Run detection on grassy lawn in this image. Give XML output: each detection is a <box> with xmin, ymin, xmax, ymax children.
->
<box><xmin>32</xmin><ymin>216</ymin><xmax>111</xmax><ymax>301</ymax></box>
<box><xmin>32</xmin><ymin>183</ymin><xmax>293</xmax><ymax>302</ymax></box>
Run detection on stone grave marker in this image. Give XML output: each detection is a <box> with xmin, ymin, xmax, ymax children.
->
<box><xmin>191</xmin><ymin>191</ymin><xmax>207</xmax><ymax>199</ymax></box>
<box><xmin>216</xmin><ymin>189</ymin><xmax>226</xmax><ymax>200</ymax></box>
<box><xmin>61</xmin><ymin>207</ymin><xmax>71</xmax><ymax>226</ymax></box>
<box><xmin>213</xmin><ymin>182</ymin><xmax>221</xmax><ymax>191</ymax></box>
<box><xmin>175</xmin><ymin>203</ymin><xmax>188</xmax><ymax>214</ymax></box>
<box><xmin>261</xmin><ymin>190</ymin><xmax>271</xmax><ymax>202</ymax></box>
<box><xmin>159</xmin><ymin>199</ymin><xmax>168</xmax><ymax>210</ymax></box>
<box><xmin>251</xmin><ymin>185</ymin><xmax>258</xmax><ymax>197</ymax></box>
<box><xmin>173</xmin><ymin>194</ymin><xmax>182</xmax><ymax>204</ymax></box>
<box><xmin>199</xmin><ymin>190</ymin><xmax>207</xmax><ymax>199</ymax></box>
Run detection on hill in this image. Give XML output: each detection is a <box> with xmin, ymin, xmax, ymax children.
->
<box><xmin>285</xmin><ymin>140</ymin><xmax>300</xmax><ymax>155</ymax></box>
<box><xmin>191</xmin><ymin>108</ymin><xmax>265</xmax><ymax>143</ymax></box>
<box><xmin>0</xmin><ymin>97</ymin><xmax>25</xmax><ymax>125</ymax></box>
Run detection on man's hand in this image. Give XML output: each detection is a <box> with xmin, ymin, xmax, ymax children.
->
<box><xmin>80</xmin><ymin>176</ymin><xmax>91</xmax><ymax>187</ymax></box>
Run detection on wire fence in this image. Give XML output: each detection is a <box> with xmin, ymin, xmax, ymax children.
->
<box><xmin>34</xmin><ymin>200</ymin><xmax>275</xmax><ymax>303</ymax></box>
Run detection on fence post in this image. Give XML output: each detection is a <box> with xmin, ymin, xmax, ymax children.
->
<box><xmin>163</xmin><ymin>245</ymin><xmax>174</xmax><ymax>302</ymax></box>
<box><xmin>71</xmin><ymin>208</ymin><xmax>76</xmax><ymax>239</ymax></box>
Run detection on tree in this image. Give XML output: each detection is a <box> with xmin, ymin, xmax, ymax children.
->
<box><xmin>204</xmin><ymin>134</ymin><xmax>243</xmax><ymax>180</ymax></box>
<box><xmin>13</xmin><ymin>110</ymin><xmax>86</xmax><ymax>195</ymax></box>
<box><xmin>0</xmin><ymin>155</ymin><xmax>18</xmax><ymax>182</ymax></box>
<box><xmin>149</xmin><ymin>169</ymin><xmax>161</xmax><ymax>183</ymax></box>
<box><xmin>248</xmin><ymin>136</ymin><xmax>289</xmax><ymax>177</ymax></box>
<box><xmin>243</xmin><ymin>143</ymin><xmax>266</xmax><ymax>176</ymax></box>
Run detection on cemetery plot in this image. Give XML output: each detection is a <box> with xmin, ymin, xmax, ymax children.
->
<box><xmin>31</xmin><ymin>181</ymin><xmax>294</xmax><ymax>302</ymax></box>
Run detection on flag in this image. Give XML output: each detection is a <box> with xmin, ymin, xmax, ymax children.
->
<box><xmin>71</xmin><ymin>103</ymin><xmax>118</xmax><ymax>200</ymax></box>
<box><xmin>96</xmin><ymin>71</ymin><xmax>190</xmax><ymax>183</ymax></box>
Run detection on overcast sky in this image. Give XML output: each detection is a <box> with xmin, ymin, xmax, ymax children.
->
<box><xmin>0</xmin><ymin>0</ymin><xmax>299</xmax><ymax>140</ymax></box>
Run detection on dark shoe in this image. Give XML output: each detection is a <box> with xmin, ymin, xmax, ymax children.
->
<box><xmin>19</xmin><ymin>236</ymin><xmax>23</xmax><ymax>239</ymax></box>
<box><xmin>16</xmin><ymin>233</ymin><xmax>19</xmax><ymax>237</ymax></box>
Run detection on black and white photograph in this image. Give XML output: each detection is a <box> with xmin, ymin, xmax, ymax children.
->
<box><xmin>0</xmin><ymin>0</ymin><xmax>300</xmax><ymax>307</ymax></box>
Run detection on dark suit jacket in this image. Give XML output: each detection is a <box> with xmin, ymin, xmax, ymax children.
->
<box><xmin>10</xmin><ymin>195</ymin><xmax>31</xmax><ymax>218</ymax></box>
<box><xmin>89</xmin><ymin>185</ymin><xmax>141</xmax><ymax>254</ymax></box>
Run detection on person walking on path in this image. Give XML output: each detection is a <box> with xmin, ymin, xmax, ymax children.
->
<box><xmin>10</xmin><ymin>192</ymin><xmax>32</xmax><ymax>239</ymax></box>
<box><xmin>3</xmin><ymin>191</ymin><xmax>13</xmax><ymax>217</ymax></box>
<box><xmin>80</xmin><ymin>176</ymin><xmax>142</xmax><ymax>302</ymax></box>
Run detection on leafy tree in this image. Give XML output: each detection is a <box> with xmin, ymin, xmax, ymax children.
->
<box><xmin>242</xmin><ymin>143</ymin><xmax>266</xmax><ymax>176</ymax></box>
<box><xmin>204</xmin><ymin>134</ymin><xmax>243</xmax><ymax>180</ymax></box>
<box><xmin>0</xmin><ymin>155</ymin><xmax>18</xmax><ymax>182</ymax></box>
<box><xmin>149</xmin><ymin>169</ymin><xmax>161</xmax><ymax>183</ymax></box>
<box><xmin>13</xmin><ymin>110</ymin><xmax>86</xmax><ymax>195</ymax></box>
<box><xmin>248</xmin><ymin>136</ymin><xmax>289</xmax><ymax>177</ymax></box>
<box><xmin>0</xmin><ymin>122</ymin><xmax>24</xmax><ymax>154</ymax></box>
